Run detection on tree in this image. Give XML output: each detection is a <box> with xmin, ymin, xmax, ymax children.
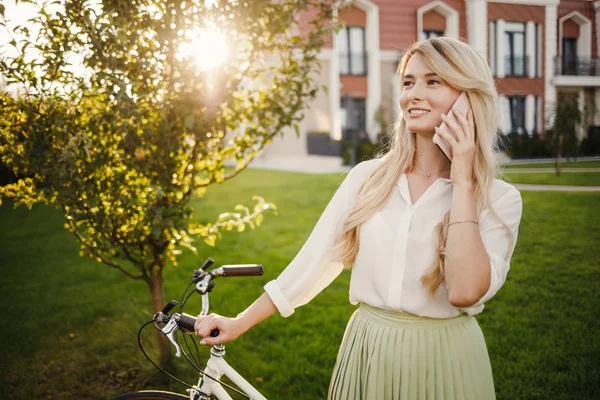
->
<box><xmin>0</xmin><ymin>0</ymin><xmax>336</xmax><ymax>367</ymax></box>
<box><xmin>549</xmin><ymin>97</ymin><xmax>581</xmax><ymax>175</ymax></box>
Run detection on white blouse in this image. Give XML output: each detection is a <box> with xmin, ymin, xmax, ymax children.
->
<box><xmin>264</xmin><ymin>159</ymin><xmax>523</xmax><ymax>319</ymax></box>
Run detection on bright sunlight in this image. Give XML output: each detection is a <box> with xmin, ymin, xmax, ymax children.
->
<box><xmin>178</xmin><ymin>27</ymin><xmax>230</xmax><ymax>70</ymax></box>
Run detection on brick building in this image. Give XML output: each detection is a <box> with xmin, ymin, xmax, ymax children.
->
<box><xmin>259</xmin><ymin>0</ymin><xmax>600</xmax><ymax>162</ymax></box>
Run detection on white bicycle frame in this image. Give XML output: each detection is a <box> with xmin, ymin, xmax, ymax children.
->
<box><xmin>164</xmin><ymin>267</ymin><xmax>268</xmax><ymax>400</ymax></box>
<box><xmin>189</xmin><ymin>345</ymin><xmax>267</xmax><ymax>400</ymax></box>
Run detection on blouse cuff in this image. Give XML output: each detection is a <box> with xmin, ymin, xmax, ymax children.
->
<box><xmin>264</xmin><ymin>280</ymin><xmax>295</xmax><ymax>318</ymax></box>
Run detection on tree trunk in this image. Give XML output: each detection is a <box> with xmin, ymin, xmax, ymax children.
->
<box><xmin>148</xmin><ymin>265</ymin><xmax>174</xmax><ymax>371</ymax></box>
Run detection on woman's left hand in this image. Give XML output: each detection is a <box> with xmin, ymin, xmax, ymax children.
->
<box><xmin>435</xmin><ymin>109</ymin><xmax>476</xmax><ymax>187</ymax></box>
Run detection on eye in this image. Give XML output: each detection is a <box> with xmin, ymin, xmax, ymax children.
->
<box><xmin>428</xmin><ymin>79</ymin><xmax>440</xmax><ymax>85</ymax></box>
<box><xmin>402</xmin><ymin>81</ymin><xmax>414</xmax><ymax>87</ymax></box>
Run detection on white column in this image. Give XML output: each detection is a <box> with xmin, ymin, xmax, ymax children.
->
<box><xmin>578</xmin><ymin>89</ymin><xmax>586</xmax><ymax>140</ymax></box>
<box><xmin>466</xmin><ymin>0</ymin><xmax>488</xmax><ymax>58</ymax></box>
<box><xmin>537</xmin><ymin>24</ymin><xmax>543</xmax><ymax>77</ymax></box>
<box><xmin>594</xmin><ymin>2</ymin><xmax>600</xmax><ymax>56</ymax></box>
<box><xmin>366</xmin><ymin>5</ymin><xmax>382</xmax><ymax>142</ymax></box>
<box><xmin>330</xmin><ymin>23</ymin><xmax>342</xmax><ymax>140</ymax></box>
<box><xmin>525</xmin><ymin>95</ymin><xmax>535</xmax><ymax>136</ymax></box>
<box><xmin>545</xmin><ymin>5</ymin><xmax>558</xmax><ymax>128</ymax></box>
<box><xmin>392</xmin><ymin>74</ymin><xmax>401</xmax><ymax>120</ymax></box>
<box><xmin>447</xmin><ymin>12</ymin><xmax>459</xmax><ymax>39</ymax></box>
<box><xmin>577</xmin><ymin>20</ymin><xmax>592</xmax><ymax>58</ymax></box>
<box><xmin>526</xmin><ymin>22</ymin><xmax>536</xmax><ymax>78</ymax></box>
<box><xmin>499</xmin><ymin>95</ymin><xmax>512</xmax><ymax>133</ymax></box>
<box><xmin>496</xmin><ymin>19</ymin><xmax>505</xmax><ymax>78</ymax></box>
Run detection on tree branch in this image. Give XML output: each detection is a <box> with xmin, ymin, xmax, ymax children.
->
<box><xmin>64</xmin><ymin>209</ymin><xmax>148</xmax><ymax>282</ymax></box>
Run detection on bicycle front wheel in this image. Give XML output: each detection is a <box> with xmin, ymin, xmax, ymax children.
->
<box><xmin>112</xmin><ymin>390</ymin><xmax>189</xmax><ymax>400</ymax></box>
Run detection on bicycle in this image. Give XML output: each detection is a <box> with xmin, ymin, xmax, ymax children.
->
<box><xmin>113</xmin><ymin>258</ymin><xmax>268</xmax><ymax>400</ymax></box>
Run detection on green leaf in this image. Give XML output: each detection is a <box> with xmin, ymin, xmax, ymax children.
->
<box><xmin>204</xmin><ymin>235</ymin><xmax>216</xmax><ymax>247</ymax></box>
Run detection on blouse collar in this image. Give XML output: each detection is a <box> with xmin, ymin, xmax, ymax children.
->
<box><xmin>397</xmin><ymin>172</ymin><xmax>453</xmax><ymax>207</ymax></box>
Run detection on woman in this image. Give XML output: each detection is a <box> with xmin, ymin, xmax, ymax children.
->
<box><xmin>194</xmin><ymin>37</ymin><xmax>523</xmax><ymax>400</ymax></box>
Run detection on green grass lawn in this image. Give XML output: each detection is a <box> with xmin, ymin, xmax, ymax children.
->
<box><xmin>1</xmin><ymin>169</ymin><xmax>598</xmax><ymax>400</ymax></box>
<box><xmin>501</xmin><ymin>172</ymin><xmax>600</xmax><ymax>186</ymax></box>
<box><xmin>501</xmin><ymin>160</ymin><xmax>600</xmax><ymax>169</ymax></box>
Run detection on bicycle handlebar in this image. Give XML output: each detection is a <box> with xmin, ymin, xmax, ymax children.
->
<box><xmin>220</xmin><ymin>265</ymin><xmax>264</xmax><ymax>277</ymax></box>
<box><xmin>176</xmin><ymin>313</ymin><xmax>197</xmax><ymax>333</ymax></box>
<box><xmin>176</xmin><ymin>313</ymin><xmax>221</xmax><ymax>339</ymax></box>
<box><xmin>158</xmin><ymin>261</ymin><xmax>263</xmax><ymax>343</ymax></box>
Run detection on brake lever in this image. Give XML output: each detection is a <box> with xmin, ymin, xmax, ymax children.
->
<box><xmin>161</xmin><ymin>318</ymin><xmax>183</xmax><ymax>357</ymax></box>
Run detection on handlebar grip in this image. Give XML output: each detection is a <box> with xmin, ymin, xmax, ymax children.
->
<box><xmin>221</xmin><ymin>265</ymin><xmax>264</xmax><ymax>277</ymax></box>
<box><xmin>161</xmin><ymin>300</ymin><xmax>178</xmax><ymax>314</ymax></box>
<box><xmin>177</xmin><ymin>313</ymin><xmax>197</xmax><ymax>333</ymax></box>
<box><xmin>210</xmin><ymin>329</ymin><xmax>220</xmax><ymax>337</ymax></box>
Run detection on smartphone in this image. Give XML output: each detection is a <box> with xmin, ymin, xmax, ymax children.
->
<box><xmin>432</xmin><ymin>92</ymin><xmax>472</xmax><ymax>163</ymax></box>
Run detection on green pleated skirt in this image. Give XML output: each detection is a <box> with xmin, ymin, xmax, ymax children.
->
<box><xmin>328</xmin><ymin>303</ymin><xmax>495</xmax><ymax>400</ymax></box>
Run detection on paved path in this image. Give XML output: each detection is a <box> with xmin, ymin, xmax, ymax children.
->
<box><xmin>513</xmin><ymin>184</ymin><xmax>600</xmax><ymax>192</ymax></box>
<box><xmin>500</xmin><ymin>156</ymin><xmax>600</xmax><ymax>165</ymax></box>
<box><xmin>237</xmin><ymin>155</ymin><xmax>351</xmax><ymax>174</ymax></box>
<box><xmin>501</xmin><ymin>168</ymin><xmax>600</xmax><ymax>173</ymax></box>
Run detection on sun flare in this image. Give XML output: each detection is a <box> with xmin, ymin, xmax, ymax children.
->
<box><xmin>179</xmin><ymin>27</ymin><xmax>230</xmax><ymax>70</ymax></box>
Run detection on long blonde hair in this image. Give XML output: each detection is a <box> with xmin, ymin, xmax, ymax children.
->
<box><xmin>332</xmin><ymin>37</ymin><xmax>513</xmax><ymax>295</ymax></box>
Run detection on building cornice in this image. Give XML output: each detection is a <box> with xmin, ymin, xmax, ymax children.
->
<box><xmin>553</xmin><ymin>76</ymin><xmax>600</xmax><ymax>88</ymax></box>
<box><xmin>487</xmin><ymin>0</ymin><xmax>559</xmax><ymax>6</ymax></box>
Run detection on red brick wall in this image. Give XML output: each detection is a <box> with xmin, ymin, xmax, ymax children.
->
<box><xmin>487</xmin><ymin>3</ymin><xmax>545</xmax><ymax>23</ymax></box>
<box><xmin>299</xmin><ymin>5</ymin><xmax>332</xmax><ymax>47</ymax></box>
<box><xmin>563</xmin><ymin>19</ymin><xmax>580</xmax><ymax>38</ymax></box>
<box><xmin>423</xmin><ymin>10</ymin><xmax>446</xmax><ymax>31</ymax></box>
<box><xmin>339</xmin><ymin>5</ymin><xmax>367</xmax><ymax>26</ymax></box>
<box><xmin>558</xmin><ymin>0</ymin><xmax>597</xmax><ymax>58</ymax></box>
<box><xmin>377</xmin><ymin>0</ymin><xmax>467</xmax><ymax>50</ymax></box>
<box><xmin>496</xmin><ymin>78</ymin><xmax>544</xmax><ymax>97</ymax></box>
<box><xmin>340</xmin><ymin>75</ymin><xmax>368</xmax><ymax>98</ymax></box>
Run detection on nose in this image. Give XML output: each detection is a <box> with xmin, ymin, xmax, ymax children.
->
<box><xmin>407</xmin><ymin>82</ymin><xmax>425</xmax><ymax>103</ymax></box>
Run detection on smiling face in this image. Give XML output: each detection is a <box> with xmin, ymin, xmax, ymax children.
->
<box><xmin>399</xmin><ymin>53</ymin><xmax>461</xmax><ymax>135</ymax></box>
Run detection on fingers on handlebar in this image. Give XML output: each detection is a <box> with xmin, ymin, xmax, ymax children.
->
<box><xmin>194</xmin><ymin>314</ymin><xmax>213</xmax><ymax>336</ymax></box>
<box><xmin>194</xmin><ymin>314</ymin><xmax>221</xmax><ymax>343</ymax></box>
<box><xmin>199</xmin><ymin>333</ymin><xmax>223</xmax><ymax>346</ymax></box>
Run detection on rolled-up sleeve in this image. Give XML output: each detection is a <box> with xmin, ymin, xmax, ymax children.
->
<box><xmin>264</xmin><ymin>162</ymin><xmax>372</xmax><ymax>317</ymax></box>
<box><xmin>470</xmin><ymin>185</ymin><xmax>523</xmax><ymax>308</ymax></box>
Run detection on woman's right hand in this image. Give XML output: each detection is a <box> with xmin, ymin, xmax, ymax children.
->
<box><xmin>194</xmin><ymin>292</ymin><xmax>278</xmax><ymax>346</ymax></box>
<box><xmin>194</xmin><ymin>313</ymin><xmax>246</xmax><ymax>346</ymax></box>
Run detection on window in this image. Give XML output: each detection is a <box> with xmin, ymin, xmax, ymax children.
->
<box><xmin>562</xmin><ymin>37</ymin><xmax>578</xmax><ymax>75</ymax></box>
<box><xmin>490</xmin><ymin>21</ymin><xmax>496</xmax><ymax>76</ymax></box>
<box><xmin>421</xmin><ymin>30</ymin><xmax>444</xmax><ymax>41</ymax></box>
<box><xmin>508</xmin><ymin>95</ymin><xmax>526</xmax><ymax>134</ymax></box>
<box><xmin>338</xmin><ymin>27</ymin><xmax>367</xmax><ymax>76</ymax></box>
<box><xmin>341</xmin><ymin>96</ymin><xmax>366</xmax><ymax>133</ymax></box>
<box><xmin>505</xmin><ymin>22</ymin><xmax>527</xmax><ymax>76</ymax></box>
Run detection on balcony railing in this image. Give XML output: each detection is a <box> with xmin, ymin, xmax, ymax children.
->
<box><xmin>554</xmin><ymin>57</ymin><xmax>600</xmax><ymax>76</ymax></box>
<box><xmin>339</xmin><ymin>52</ymin><xmax>368</xmax><ymax>76</ymax></box>
<box><xmin>505</xmin><ymin>55</ymin><xmax>529</xmax><ymax>77</ymax></box>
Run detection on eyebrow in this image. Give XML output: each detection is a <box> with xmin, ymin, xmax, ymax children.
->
<box><xmin>402</xmin><ymin>73</ymin><xmax>439</xmax><ymax>80</ymax></box>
